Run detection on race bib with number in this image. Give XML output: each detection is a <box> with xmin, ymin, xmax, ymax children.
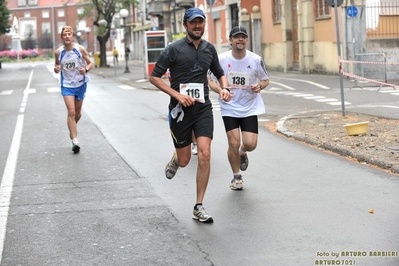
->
<box><xmin>63</xmin><ymin>59</ymin><xmax>79</xmax><ymax>71</ymax></box>
<box><xmin>227</xmin><ymin>71</ymin><xmax>250</xmax><ymax>88</ymax></box>
<box><xmin>179</xmin><ymin>83</ymin><xmax>205</xmax><ymax>103</ymax></box>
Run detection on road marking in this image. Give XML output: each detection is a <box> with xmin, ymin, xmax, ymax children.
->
<box><xmin>48</xmin><ymin>87</ymin><xmax>60</xmax><ymax>92</ymax></box>
<box><xmin>118</xmin><ymin>85</ymin><xmax>137</xmax><ymax>90</ymax></box>
<box><xmin>0</xmin><ymin>90</ymin><xmax>13</xmax><ymax>95</ymax></box>
<box><xmin>0</xmin><ymin>69</ymin><xmax>33</xmax><ymax>264</ymax></box>
<box><xmin>268</xmin><ymin>87</ymin><xmax>284</xmax><ymax>91</ymax></box>
<box><xmin>269</xmin><ymin>82</ymin><xmax>295</xmax><ymax>90</ymax></box>
<box><xmin>329</xmin><ymin>101</ymin><xmax>352</xmax><ymax>105</ymax></box>
<box><xmin>265</xmin><ymin>90</ymin><xmax>353</xmax><ymax>105</ymax></box>
<box><xmin>25</xmin><ymin>89</ymin><xmax>36</xmax><ymax>94</ymax></box>
<box><xmin>47</xmin><ymin>65</ymin><xmax>59</xmax><ymax>80</ymax></box>
<box><xmin>304</xmin><ymin>96</ymin><xmax>325</xmax><ymax>99</ymax></box>
<box><xmin>292</xmin><ymin>94</ymin><xmax>314</xmax><ymax>97</ymax></box>
<box><xmin>316</xmin><ymin>98</ymin><xmax>339</xmax><ymax>102</ymax></box>
<box><xmin>273</xmin><ymin>77</ymin><xmax>330</xmax><ymax>89</ymax></box>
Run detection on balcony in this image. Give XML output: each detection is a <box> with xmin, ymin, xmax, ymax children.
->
<box><xmin>147</xmin><ymin>1</ymin><xmax>164</xmax><ymax>16</ymax></box>
<box><xmin>175</xmin><ymin>0</ymin><xmax>194</xmax><ymax>8</ymax></box>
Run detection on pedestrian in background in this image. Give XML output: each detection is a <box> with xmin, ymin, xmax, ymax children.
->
<box><xmin>212</xmin><ymin>26</ymin><xmax>269</xmax><ymax>190</ymax></box>
<box><xmin>125</xmin><ymin>46</ymin><xmax>130</xmax><ymax>61</ymax></box>
<box><xmin>149</xmin><ymin>7</ymin><xmax>231</xmax><ymax>223</ymax></box>
<box><xmin>53</xmin><ymin>26</ymin><xmax>92</xmax><ymax>153</ymax></box>
<box><xmin>113</xmin><ymin>47</ymin><xmax>119</xmax><ymax>65</ymax></box>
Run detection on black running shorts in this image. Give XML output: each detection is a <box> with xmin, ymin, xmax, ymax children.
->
<box><xmin>168</xmin><ymin>99</ymin><xmax>214</xmax><ymax>148</ymax></box>
<box><xmin>222</xmin><ymin>115</ymin><xmax>258</xmax><ymax>133</ymax></box>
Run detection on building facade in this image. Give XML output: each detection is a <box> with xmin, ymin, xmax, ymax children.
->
<box><xmin>6</xmin><ymin>0</ymin><xmax>98</xmax><ymax>53</ymax></box>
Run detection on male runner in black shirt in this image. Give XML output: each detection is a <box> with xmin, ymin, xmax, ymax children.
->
<box><xmin>150</xmin><ymin>7</ymin><xmax>231</xmax><ymax>223</ymax></box>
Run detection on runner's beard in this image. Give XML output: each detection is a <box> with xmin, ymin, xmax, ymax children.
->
<box><xmin>187</xmin><ymin>29</ymin><xmax>203</xmax><ymax>41</ymax></box>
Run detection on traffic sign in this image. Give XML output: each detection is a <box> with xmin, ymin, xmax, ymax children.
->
<box><xmin>347</xmin><ymin>6</ymin><xmax>358</xmax><ymax>17</ymax></box>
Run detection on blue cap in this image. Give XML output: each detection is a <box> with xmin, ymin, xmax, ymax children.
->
<box><xmin>184</xmin><ymin>8</ymin><xmax>206</xmax><ymax>22</ymax></box>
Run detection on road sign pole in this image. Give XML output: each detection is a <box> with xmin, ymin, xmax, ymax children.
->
<box><xmin>334</xmin><ymin>0</ymin><xmax>346</xmax><ymax>116</ymax></box>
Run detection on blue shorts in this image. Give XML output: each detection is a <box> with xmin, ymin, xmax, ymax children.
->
<box><xmin>61</xmin><ymin>83</ymin><xmax>87</xmax><ymax>101</ymax></box>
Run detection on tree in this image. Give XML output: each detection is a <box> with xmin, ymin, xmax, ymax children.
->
<box><xmin>21</xmin><ymin>25</ymin><xmax>36</xmax><ymax>50</ymax></box>
<box><xmin>0</xmin><ymin>0</ymin><xmax>11</xmax><ymax>35</ymax></box>
<box><xmin>37</xmin><ymin>29</ymin><xmax>53</xmax><ymax>49</ymax></box>
<box><xmin>80</xmin><ymin>0</ymin><xmax>138</xmax><ymax>67</ymax></box>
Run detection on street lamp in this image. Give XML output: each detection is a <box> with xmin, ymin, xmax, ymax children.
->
<box><xmin>119</xmin><ymin>8</ymin><xmax>130</xmax><ymax>73</ymax></box>
<box><xmin>85</xmin><ymin>27</ymin><xmax>91</xmax><ymax>51</ymax></box>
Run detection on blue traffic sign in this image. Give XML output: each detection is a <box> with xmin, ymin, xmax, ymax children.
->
<box><xmin>347</xmin><ymin>6</ymin><xmax>358</xmax><ymax>17</ymax></box>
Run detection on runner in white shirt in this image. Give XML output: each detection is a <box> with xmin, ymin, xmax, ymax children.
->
<box><xmin>212</xmin><ymin>26</ymin><xmax>269</xmax><ymax>190</ymax></box>
<box><xmin>54</xmin><ymin>26</ymin><xmax>92</xmax><ymax>153</ymax></box>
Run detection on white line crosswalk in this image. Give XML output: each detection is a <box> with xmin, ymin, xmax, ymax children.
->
<box><xmin>262</xmin><ymin>90</ymin><xmax>352</xmax><ymax>106</ymax></box>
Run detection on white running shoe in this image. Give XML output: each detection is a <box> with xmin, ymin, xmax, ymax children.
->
<box><xmin>191</xmin><ymin>143</ymin><xmax>198</xmax><ymax>155</ymax></box>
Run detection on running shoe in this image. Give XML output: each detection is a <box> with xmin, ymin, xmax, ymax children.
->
<box><xmin>240</xmin><ymin>153</ymin><xmax>249</xmax><ymax>171</ymax></box>
<box><xmin>191</xmin><ymin>143</ymin><xmax>198</xmax><ymax>155</ymax></box>
<box><xmin>165</xmin><ymin>152</ymin><xmax>179</xmax><ymax>179</ymax></box>
<box><xmin>192</xmin><ymin>205</ymin><xmax>214</xmax><ymax>223</ymax></box>
<box><xmin>230</xmin><ymin>174</ymin><xmax>244</xmax><ymax>190</ymax></box>
<box><xmin>72</xmin><ymin>138</ymin><xmax>80</xmax><ymax>154</ymax></box>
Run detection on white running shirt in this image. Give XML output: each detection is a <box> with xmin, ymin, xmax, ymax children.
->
<box><xmin>59</xmin><ymin>43</ymin><xmax>89</xmax><ymax>88</ymax></box>
<box><xmin>216</xmin><ymin>50</ymin><xmax>269</xmax><ymax>117</ymax></box>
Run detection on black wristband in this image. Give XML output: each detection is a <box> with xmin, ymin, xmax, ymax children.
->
<box><xmin>222</xmin><ymin>87</ymin><xmax>230</xmax><ymax>92</ymax></box>
<box><xmin>85</xmin><ymin>68</ymin><xmax>89</xmax><ymax>73</ymax></box>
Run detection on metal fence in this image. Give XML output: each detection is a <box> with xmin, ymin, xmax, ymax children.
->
<box><xmin>353</xmin><ymin>53</ymin><xmax>387</xmax><ymax>88</ymax></box>
<box><xmin>366</xmin><ymin>1</ymin><xmax>399</xmax><ymax>39</ymax></box>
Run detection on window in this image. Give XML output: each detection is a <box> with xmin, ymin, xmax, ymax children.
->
<box><xmin>42</xmin><ymin>10</ymin><xmax>49</xmax><ymax>18</ymax></box>
<box><xmin>315</xmin><ymin>0</ymin><xmax>331</xmax><ymax>19</ymax></box>
<box><xmin>42</xmin><ymin>22</ymin><xmax>50</xmax><ymax>33</ymax></box>
<box><xmin>230</xmin><ymin>4</ymin><xmax>239</xmax><ymax>28</ymax></box>
<box><xmin>58</xmin><ymin>21</ymin><xmax>66</xmax><ymax>34</ymax></box>
<box><xmin>77</xmin><ymin>8</ymin><xmax>84</xmax><ymax>15</ymax></box>
<box><xmin>77</xmin><ymin>20</ymin><xmax>87</xmax><ymax>31</ymax></box>
<box><xmin>273</xmin><ymin>0</ymin><xmax>281</xmax><ymax>23</ymax></box>
<box><xmin>58</xmin><ymin>9</ymin><xmax>65</xmax><ymax>17</ymax></box>
<box><xmin>24</xmin><ymin>12</ymin><xmax>31</xmax><ymax>18</ymax></box>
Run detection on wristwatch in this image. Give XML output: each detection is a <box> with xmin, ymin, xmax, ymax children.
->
<box><xmin>85</xmin><ymin>68</ymin><xmax>89</xmax><ymax>73</ymax></box>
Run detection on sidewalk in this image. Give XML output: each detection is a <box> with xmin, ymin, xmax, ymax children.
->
<box><xmin>90</xmin><ymin>57</ymin><xmax>146</xmax><ymax>80</ymax></box>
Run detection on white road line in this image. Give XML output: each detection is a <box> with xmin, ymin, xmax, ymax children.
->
<box><xmin>268</xmin><ymin>87</ymin><xmax>284</xmax><ymax>91</ymax></box>
<box><xmin>25</xmin><ymin>89</ymin><xmax>36</xmax><ymax>94</ymax></box>
<box><xmin>0</xmin><ymin>91</ymin><xmax>13</xmax><ymax>95</ymax></box>
<box><xmin>329</xmin><ymin>101</ymin><xmax>352</xmax><ymax>105</ymax></box>
<box><xmin>292</xmin><ymin>94</ymin><xmax>314</xmax><ymax>97</ymax></box>
<box><xmin>118</xmin><ymin>85</ymin><xmax>137</xmax><ymax>90</ymax></box>
<box><xmin>274</xmin><ymin>77</ymin><xmax>330</xmax><ymax>89</ymax></box>
<box><xmin>269</xmin><ymin>81</ymin><xmax>296</xmax><ymax>90</ymax></box>
<box><xmin>47</xmin><ymin>65</ymin><xmax>59</xmax><ymax>80</ymax></box>
<box><xmin>304</xmin><ymin>96</ymin><xmax>325</xmax><ymax>99</ymax></box>
<box><xmin>0</xmin><ymin>69</ymin><xmax>33</xmax><ymax>264</ymax></box>
<box><xmin>316</xmin><ymin>98</ymin><xmax>339</xmax><ymax>102</ymax></box>
<box><xmin>48</xmin><ymin>87</ymin><xmax>60</xmax><ymax>92</ymax></box>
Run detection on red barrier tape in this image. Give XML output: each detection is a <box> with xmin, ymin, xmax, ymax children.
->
<box><xmin>341</xmin><ymin>71</ymin><xmax>398</xmax><ymax>89</ymax></box>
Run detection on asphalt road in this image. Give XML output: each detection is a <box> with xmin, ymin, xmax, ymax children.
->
<box><xmin>0</xmin><ymin>60</ymin><xmax>398</xmax><ymax>265</ymax></box>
